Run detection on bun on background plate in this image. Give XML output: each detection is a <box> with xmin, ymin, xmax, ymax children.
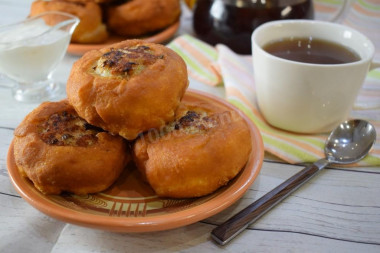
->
<box><xmin>30</xmin><ymin>0</ymin><xmax>108</xmax><ymax>43</ymax></box>
<box><xmin>106</xmin><ymin>0</ymin><xmax>181</xmax><ymax>37</ymax></box>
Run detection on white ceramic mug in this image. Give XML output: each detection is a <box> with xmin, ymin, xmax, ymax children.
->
<box><xmin>251</xmin><ymin>20</ymin><xmax>380</xmax><ymax>134</ymax></box>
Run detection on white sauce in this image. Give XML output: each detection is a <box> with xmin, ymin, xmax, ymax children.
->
<box><xmin>0</xmin><ymin>19</ymin><xmax>71</xmax><ymax>83</ymax></box>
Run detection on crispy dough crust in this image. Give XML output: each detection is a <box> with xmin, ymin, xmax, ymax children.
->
<box><xmin>107</xmin><ymin>0</ymin><xmax>181</xmax><ymax>36</ymax></box>
<box><xmin>30</xmin><ymin>0</ymin><xmax>108</xmax><ymax>43</ymax></box>
<box><xmin>66</xmin><ymin>39</ymin><xmax>188</xmax><ymax>140</ymax></box>
<box><xmin>54</xmin><ymin>0</ymin><xmax>115</xmax><ymax>3</ymax></box>
<box><xmin>133</xmin><ymin>100</ymin><xmax>252</xmax><ymax>198</ymax></box>
<box><xmin>13</xmin><ymin>100</ymin><xmax>129</xmax><ymax>195</ymax></box>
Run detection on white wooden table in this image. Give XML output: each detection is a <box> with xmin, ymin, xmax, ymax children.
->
<box><xmin>1</xmin><ymin>1</ymin><xmax>379</xmax><ymax>252</ymax></box>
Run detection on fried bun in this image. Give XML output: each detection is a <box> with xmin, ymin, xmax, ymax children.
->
<box><xmin>13</xmin><ymin>100</ymin><xmax>129</xmax><ymax>195</ymax></box>
<box><xmin>106</xmin><ymin>0</ymin><xmax>181</xmax><ymax>37</ymax></box>
<box><xmin>133</xmin><ymin>99</ymin><xmax>252</xmax><ymax>198</ymax></box>
<box><xmin>30</xmin><ymin>0</ymin><xmax>108</xmax><ymax>43</ymax></box>
<box><xmin>66</xmin><ymin>39</ymin><xmax>188</xmax><ymax>140</ymax></box>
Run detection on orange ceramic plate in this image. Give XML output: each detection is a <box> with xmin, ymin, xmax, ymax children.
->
<box><xmin>67</xmin><ymin>21</ymin><xmax>180</xmax><ymax>56</ymax></box>
<box><xmin>7</xmin><ymin>90</ymin><xmax>264</xmax><ymax>233</ymax></box>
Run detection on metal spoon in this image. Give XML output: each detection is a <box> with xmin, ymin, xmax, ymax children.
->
<box><xmin>211</xmin><ymin>119</ymin><xmax>376</xmax><ymax>245</ymax></box>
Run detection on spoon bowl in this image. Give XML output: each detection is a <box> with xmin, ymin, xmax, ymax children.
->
<box><xmin>325</xmin><ymin>119</ymin><xmax>376</xmax><ymax>164</ymax></box>
<box><xmin>211</xmin><ymin>119</ymin><xmax>376</xmax><ymax>245</ymax></box>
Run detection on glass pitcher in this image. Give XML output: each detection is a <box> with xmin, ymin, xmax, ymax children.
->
<box><xmin>193</xmin><ymin>0</ymin><xmax>314</xmax><ymax>54</ymax></box>
<box><xmin>0</xmin><ymin>11</ymin><xmax>79</xmax><ymax>103</ymax></box>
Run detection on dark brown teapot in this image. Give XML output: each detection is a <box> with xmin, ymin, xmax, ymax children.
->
<box><xmin>193</xmin><ymin>0</ymin><xmax>314</xmax><ymax>54</ymax></box>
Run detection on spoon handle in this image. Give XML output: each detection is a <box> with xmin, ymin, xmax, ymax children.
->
<box><xmin>211</xmin><ymin>160</ymin><xmax>328</xmax><ymax>245</ymax></box>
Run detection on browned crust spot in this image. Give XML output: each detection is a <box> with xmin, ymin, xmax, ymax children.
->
<box><xmin>93</xmin><ymin>45</ymin><xmax>164</xmax><ymax>78</ymax></box>
<box><xmin>166</xmin><ymin>110</ymin><xmax>220</xmax><ymax>135</ymax></box>
<box><xmin>38</xmin><ymin>111</ymin><xmax>104</xmax><ymax>147</ymax></box>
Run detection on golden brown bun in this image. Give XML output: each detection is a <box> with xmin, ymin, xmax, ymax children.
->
<box><xmin>13</xmin><ymin>100</ymin><xmax>130</xmax><ymax>195</ymax></box>
<box><xmin>54</xmin><ymin>0</ymin><xmax>115</xmax><ymax>3</ymax></box>
<box><xmin>133</xmin><ymin>99</ymin><xmax>252</xmax><ymax>198</ymax></box>
<box><xmin>66</xmin><ymin>39</ymin><xmax>188</xmax><ymax>140</ymax></box>
<box><xmin>107</xmin><ymin>0</ymin><xmax>181</xmax><ymax>36</ymax></box>
<box><xmin>30</xmin><ymin>0</ymin><xmax>108</xmax><ymax>43</ymax></box>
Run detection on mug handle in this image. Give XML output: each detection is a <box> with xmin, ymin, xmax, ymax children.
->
<box><xmin>329</xmin><ymin>0</ymin><xmax>351</xmax><ymax>23</ymax></box>
<box><xmin>370</xmin><ymin>61</ymin><xmax>380</xmax><ymax>71</ymax></box>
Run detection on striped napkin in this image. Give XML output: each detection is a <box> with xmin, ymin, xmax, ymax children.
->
<box><xmin>168</xmin><ymin>0</ymin><xmax>380</xmax><ymax>166</ymax></box>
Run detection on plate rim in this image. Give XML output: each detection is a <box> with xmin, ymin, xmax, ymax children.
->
<box><xmin>67</xmin><ymin>20</ymin><xmax>180</xmax><ymax>56</ymax></box>
<box><xmin>7</xmin><ymin>89</ymin><xmax>264</xmax><ymax>233</ymax></box>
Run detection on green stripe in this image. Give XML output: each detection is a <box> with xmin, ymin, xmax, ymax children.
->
<box><xmin>357</xmin><ymin>0</ymin><xmax>380</xmax><ymax>11</ymax></box>
<box><xmin>293</xmin><ymin>136</ymin><xmax>325</xmax><ymax>149</ymax></box>
<box><xmin>264</xmin><ymin>134</ymin><xmax>320</xmax><ymax>162</ymax></box>
<box><xmin>360</xmin><ymin>154</ymin><xmax>380</xmax><ymax>166</ymax></box>
<box><xmin>316</xmin><ymin>0</ymin><xmax>343</xmax><ymax>6</ymax></box>
<box><xmin>168</xmin><ymin>44</ymin><xmax>217</xmax><ymax>83</ymax></box>
<box><xmin>368</xmin><ymin>69</ymin><xmax>380</xmax><ymax>79</ymax></box>
<box><xmin>227</xmin><ymin>98</ymin><xmax>269</xmax><ymax>131</ymax></box>
<box><xmin>228</xmin><ymin>99</ymin><xmax>320</xmax><ymax>162</ymax></box>
<box><xmin>184</xmin><ymin>35</ymin><xmax>218</xmax><ymax>60</ymax></box>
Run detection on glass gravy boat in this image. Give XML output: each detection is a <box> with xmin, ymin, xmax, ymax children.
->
<box><xmin>0</xmin><ymin>11</ymin><xmax>79</xmax><ymax>103</ymax></box>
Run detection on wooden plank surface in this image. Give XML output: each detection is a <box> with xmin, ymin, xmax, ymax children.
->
<box><xmin>1</xmin><ymin>152</ymin><xmax>380</xmax><ymax>252</ymax></box>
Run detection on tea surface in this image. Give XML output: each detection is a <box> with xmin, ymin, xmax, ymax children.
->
<box><xmin>263</xmin><ymin>37</ymin><xmax>360</xmax><ymax>64</ymax></box>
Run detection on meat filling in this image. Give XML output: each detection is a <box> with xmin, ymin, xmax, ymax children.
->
<box><xmin>39</xmin><ymin>111</ymin><xmax>103</xmax><ymax>147</ymax></box>
<box><xmin>93</xmin><ymin>45</ymin><xmax>164</xmax><ymax>78</ymax></box>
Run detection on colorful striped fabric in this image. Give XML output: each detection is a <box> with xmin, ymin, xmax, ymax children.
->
<box><xmin>168</xmin><ymin>0</ymin><xmax>380</xmax><ymax>166</ymax></box>
<box><xmin>168</xmin><ymin>35</ymin><xmax>222</xmax><ymax>86</ymax></box>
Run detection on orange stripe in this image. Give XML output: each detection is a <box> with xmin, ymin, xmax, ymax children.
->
<box><xmin>225</xmin><ymin>86</ymin><xmax>264</xmax><ymax>121</ymax></box>
<box><xmin>221</xmin><ymin>61</ymin><xmax>255</xmax><ymax>90</ymax></box>
<box><xmin>345</xmin><ymin>14</ymin><xmax>380</xmax><ymax>29</ymax></box>
<box><xmin>189</xmin><ymin>72</ymin><xmax>218</xmax><ymax>86</ymax></box>
<box><xmin>314</xmin><ymin>4</ymin><xmax>339</xmax><ymax>13</ymax></box>
<box><xmin>353</xmin><ymin>3</ymin><xmax>380</xmax><ymax>17</ymax></box>
<box><xmin>365</xmin><ymin>0</ymin><xmax>380</xmax><ymax>4</ymax></box>
<box><xmin>265</xmin><ymin>149</ymin><xmax>298</xmax><ymax>164</ymax></box>
<box><xmin>264</xmin><ymin>139</ymin><xmax>299</xmax><ymax>163</ymax></box>
<box><xmin>176</xmin><ymin>38</ymin><xmax>222</xmax><ymax>85</ymax></box>
<box><xmin>344</xmin><ymin>17</ymin><xmax>380</xmax><ymax>35</ymax></box>
<box><xmin>211</xmin><ymin>62</ymin><xmax>222</xmax><ymax>75</ymax></box>
<box><xmin>220</xmin><ymin>54</ymin><xmax>253</xmax><ymax>77</ymax></box>
<box><xmin>177</xmin><ymin>37</ymin><xmax>213</xmax><ymax>66</ymax></box>
<box><xmin>261</xmin><ymin>128</ymin><xmax>325</xmax><ymax>158</ymax></box>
